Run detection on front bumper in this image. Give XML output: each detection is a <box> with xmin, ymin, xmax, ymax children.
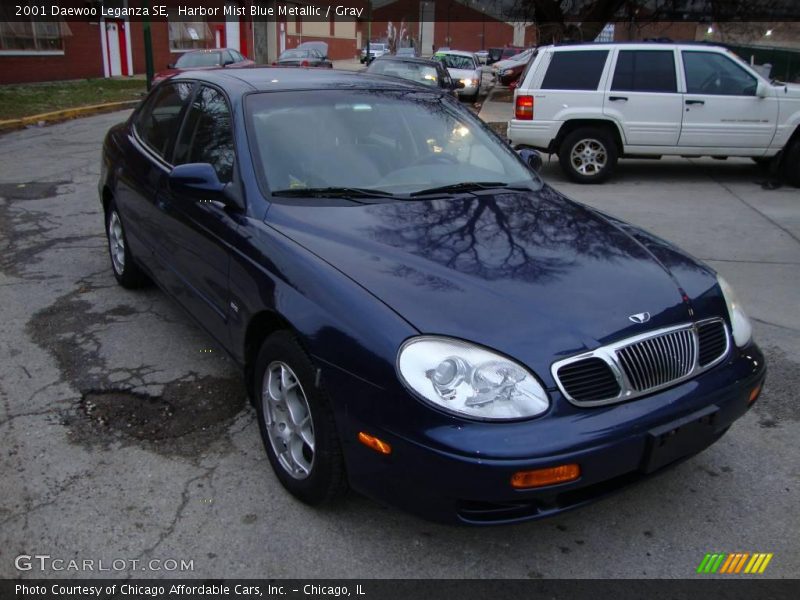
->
<box><xmin>328</xmin><ymin>343</ymin><xmax>765</xmax><ymax>525</ymax></box>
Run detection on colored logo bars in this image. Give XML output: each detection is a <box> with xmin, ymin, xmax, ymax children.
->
<box><xmin>697</xmin><ymin>553</ymin><xmax>774</xmax><ymax>574</ymax></box>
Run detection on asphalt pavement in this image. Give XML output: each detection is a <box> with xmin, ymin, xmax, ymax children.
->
<box><xmin>1</xmin><ymin>110</ymin><xmax>798</xmax><ymax>579</ymax></box>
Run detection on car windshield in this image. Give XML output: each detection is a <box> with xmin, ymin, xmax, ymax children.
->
<box><xmin>175</xmin><ymin>52</ymin><xmax>221</xmax><ymax>68</ymax></box>
<box><xmin>245</xmin><ymin>90</ymin><xmax>538</xmax><ymax>196</ymax></box>
<box><xmin>507</xmin><ymin>49</ymin><xmax>533</xmax><ymax>62</ymax></box>
<box><xmin>435</xmin><ymin>54</ymin><xmax>474</xmax><ymax>70</ymax></box>
<box><xmin>280</xmin><ymin>49</ymin><xmax>312</xmax><ymax>59</ymax></box>
<box><xmin>367</xmin><ymin>60</ymin><xmax>440</xmax><ymax>87</ymax></box>
<box><xmin>367</xmin><ymin>44</ymin><xmax>385</xmax><ymax>51</ymax></box>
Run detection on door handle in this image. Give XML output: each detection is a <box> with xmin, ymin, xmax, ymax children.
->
<box><xmin>609</xmin><ymin>96</ymin><xmax>628</xmax><ymax>102</ymax></box>
<box><xmin>685</xmin><ymin>99</ymin><xmax>705</xmax><ymax>105</ymax></box>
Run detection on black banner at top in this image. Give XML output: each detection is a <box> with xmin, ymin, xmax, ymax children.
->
<box><xmin>1</xmin><ymin>0</ymin><xmax>799</xmax><ymax>22</ymax></box>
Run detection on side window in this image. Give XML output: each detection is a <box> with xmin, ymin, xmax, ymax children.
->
<box><xmin>682</xmin><ymin>51</ymin><xmax>757</xmax><ymax>96</ymax></box>
<box><xmin>134</xmin><ymin>82</ymin><xmax>194</xmax><ymax>159</ymax></box>
<box><xmin>173</xmin><ymin>86</ymin><xmax>235</xmax><ymax>183</ymax></box>
<box><xmin>612</xmin><ymin>50</ymin><xmax>677</xmax><ymax>93</ymax></box>
<box><xmin>541</xmin><ymin>50</ymin><xmax>609</xmax><ymax>91</ymax></box>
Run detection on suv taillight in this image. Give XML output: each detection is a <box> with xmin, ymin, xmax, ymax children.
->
<box><xmin>515</xmin><ymin>95</ymin><xmax>534</xmax><ymax>120</ymax></box>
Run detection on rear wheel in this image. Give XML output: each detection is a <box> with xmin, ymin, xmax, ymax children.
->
<box><xmin>105</xmin><ymin>200</ymin><xmax>148</xmax><ymax>289</ymax></box>
<box><xmin>254</xmin><ymin>331</ymin><xmax>347</xmax><ymax>505</ymax></box>
<box><xmin>558</xmin><ymin>127</ymin><xmax>618</xmax><ymax>184</ymax></box>
<box><xmin>782</xmin><ymin>140</ymin><xmax>800</xmax><ymax>187</ymax></box>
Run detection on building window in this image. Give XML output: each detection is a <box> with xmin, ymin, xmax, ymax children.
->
<box><xmin>0</xmin><ymin>20</ymin><xmax>71</xmax><ymax>53</ymax></box>
<box><xmin>168</xmin><ymin>16</ymin><xmax>212</xmax><ymax>51</ymax></box>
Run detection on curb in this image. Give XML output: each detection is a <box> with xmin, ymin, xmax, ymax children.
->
<box><xmin>0</xmin><ymin>100</ymin><xmax>140</xmax><ymax>133</ymax></box>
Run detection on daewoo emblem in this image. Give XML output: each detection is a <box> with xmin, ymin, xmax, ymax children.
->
<box><xmin>629</xmin><ymin>312</ymin><xmax>651</xmax><ymax>324</ymax></box>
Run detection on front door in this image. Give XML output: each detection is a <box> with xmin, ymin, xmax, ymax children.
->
<box><xmin>678</xmin><ymin>50</ymin><xmax>778</xmax><ymax>149</ymax></box>
<box><xmin>158</xmin><ymin>84</ymin><xmax>238</xmax><ymax>348</ymax></box>
<box><xmin>603</xmin><ymin>48</ymin><xmax>683</xmax><ymax>146</ymax></box>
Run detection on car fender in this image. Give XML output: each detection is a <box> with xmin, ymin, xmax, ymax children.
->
<box><xmin>227</xmin><ymin>217</ymin><xmax>419</xmax><ymax>395</ymax></box>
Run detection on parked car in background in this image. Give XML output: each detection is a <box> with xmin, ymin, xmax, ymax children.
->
<box><xmin>396</xmin><ymin>47</ymin><xmax>417</xmax><ymax>57</ymax></box>
<box><xmin>487</xmin><ymin>46</ymin><xmax>524</xmax><ymax>65</ymax></box>
<box><xmin>475</xmin><ymin>49</ymin><xmax>489</xmax><ymax>64</ymax></box>
<box><xmin>366</xmin><ymin>55</ymin><xmax>460</xmax><ymax>95</ymax></box>
<box><xmin>508</xmin><ymin>42</ymin><xmax>800</xmax><ymax>185</ymax></box>
<box><xmin>360</xmin><ymin>42</ymin><xmax>388</xmax><ymax>64</ymax></box>
<box><xmin>274</xmin><ymin>41</ymin><xmax>332</xmax><ymax>68</ymax></box>
<box><xmin>433</xmin><ymin>50</ymin><xmax>483</xmax><ymax>101</ymax></box>
<box><xmin>100</xmin><ymin>67</ymin><xmax>766</xmax><ymax>525</ymax></box>
<box><xmin>494</xmin><ymin>49</ymin><xmax>537</xmax><ymax>86</ymax></box>
<box><xmin>152</xmin><ymin>48</ymin><xmax>253</xmax><ymax>85</ymax></box>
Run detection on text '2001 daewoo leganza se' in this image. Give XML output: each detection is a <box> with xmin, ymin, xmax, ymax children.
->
<box><xmin>99</xmin><ymin>68</ymin><xmax>766</xmax><ymax>524</ymax></box>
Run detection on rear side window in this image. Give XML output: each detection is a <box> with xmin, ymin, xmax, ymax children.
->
<box><xmin>134</xmin><ymin>82</ymin><xmax>194</xmax><ymax>159</ymax></box>
<box><xmin>541</xmin><ymin>50</ymin><xmax>608</xmax><ymax>91</ymax></box>
<box><xmin>173</xmin><ymin>85</ymin><xmax>235</xmax><ymax>183</ymax></box>
<box><xmin>612</xmin><ymin>50</ymin><xmax>677</xmax><ymax>93</ymax></box>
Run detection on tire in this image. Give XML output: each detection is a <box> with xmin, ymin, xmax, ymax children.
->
<box><xmin>105</xmin><ymin>200</ymin><xmax>148</xmax><ymax>289</ymax></box>
<box><xmin>782</xmin><ymin>140</ymin><xmax>800</xmax><ymax>187</ymax></box>
<box><xmin>254</xmin><ymin>331</ymin><xmax>347</xmax><ymax>505</ymax></box>
<box><xmin>558</xmin><ymin>127</ymin><xmax>619</xmax><ymax>184</ymax></box>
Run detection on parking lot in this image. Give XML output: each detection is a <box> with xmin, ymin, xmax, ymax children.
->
<box><xmin>1</xmin><ymin>110</ymin><xmax>798</xmax><ymax>579</ymax></box>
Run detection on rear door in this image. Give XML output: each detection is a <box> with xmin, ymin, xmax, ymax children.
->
<box><xmin>118</xmin><ymin>82</ymin><xmax>194</xmax><ymax>268</ymax></box>
<box><xmin>678</xmin><ymin>49</ymin><xmax>778</xmax><ymax>148</ymax></box>
<box><xmin>157</xmin><ymin>84</ymin><xmax>239</xmax><ymax>347</ymax></box>
<box><xmin>603</xmin><ymin>48</ymin><xmax>683</xmax><ymax>146</ymax></box>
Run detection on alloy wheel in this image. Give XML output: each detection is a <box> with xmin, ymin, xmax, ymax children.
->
<box><xmin>570</xmin><ymin>138</ymin><xmax>608</xmax><ymax>176</ymax></box>
<box><xmin>261</xmin><ymin>361</ymin><xmax>316</xmax><ymax>480</ymax></box>
<box><xmin>108</xmin><ymin>211</ymin><xmax>126</xmax><ymax>274</ymax></box>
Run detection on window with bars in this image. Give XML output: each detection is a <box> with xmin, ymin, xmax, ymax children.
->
<box><xmin>0</xmin><ymin>19</ymin><xmax>71</xmax><ymax>52</ymax></box>
<box><xmin>168</xmin><ymin>18</ymin><xmax>212</xmax><ymax>51</ymax></box>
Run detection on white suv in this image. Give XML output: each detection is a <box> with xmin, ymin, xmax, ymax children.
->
<box><xmin>508</xmin><ymin>42</ymin><xmax>800</xmax><ymax>185</ymax></box>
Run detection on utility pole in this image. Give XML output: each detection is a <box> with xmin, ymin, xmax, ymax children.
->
<box><xmin>366</xmin><ymin>0</ymin><xmax>372</xmax><ymax>63</ymax></box>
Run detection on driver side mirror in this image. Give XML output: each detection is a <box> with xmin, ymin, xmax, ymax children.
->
<box><xmin>756</xmin><ymin>80</ymin><xmax>769</xmax><ymax>98</ymax></box>
<box><xmin>169</xmin><ymin>163</ymin><xmax>244</xmax><ymax>210</ymax></box>
<box><xmin>516</xmin><ymin>148</ymin><xmax>543</xmax><ymax>172</ymax></box>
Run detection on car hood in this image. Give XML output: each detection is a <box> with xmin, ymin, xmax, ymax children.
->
<box><xmin>447</xmin><ymin>67</ymin><xmax>477</xmax><ymax>80</ymax></box>
<box><xmin>266</xmin><ymin>186</ymin><xmax>721</xmax><ymax>386</ymax></box>
<box><xmin>781</xmin><ymin>82</ymin><xmax>800</xmax><ymax>98</ymax></box>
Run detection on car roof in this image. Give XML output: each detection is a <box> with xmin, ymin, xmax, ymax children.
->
<box><xmin>543</xmin><ymin>41</ymin><xmax>731</xmax><ymax>51</ymax></box>
<box><xmin>437</xmin><ymin>50</ymin><xmax>475</xmax><ymax>58</ymax></box>
<box><xmin>171</xmin><ymin>67</ymin><xmax>438</xmax><ymax>93</ymax></box>
<box><xmin>372</xmin><ymin>56</ymin><xmax>440</xmax><ymax>67</ymax></box>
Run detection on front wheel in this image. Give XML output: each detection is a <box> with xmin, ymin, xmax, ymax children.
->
<box><xmin>558</xmin><ymin>127</ymin><xmax>618</xmax><ymax>184</ymax></box>
<box><xmin>254</xmin><ymin>331</ymin><xmax>347</xmax><ymax>505</ymax></box>
<box><xmin>782</xmin><ymin>140</ymin><xmax>800</xmax><ymax>187</ymax></box>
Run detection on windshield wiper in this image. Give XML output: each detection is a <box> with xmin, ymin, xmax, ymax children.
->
<box><xmin>410</xmin><ymin>181</ymin><xmax>530</xmax><ymax>197</ymax></box>
<box><xmin>272</xmin><ymin>187</ymin><xmax>396</xmax><ymax>200</ymax></box>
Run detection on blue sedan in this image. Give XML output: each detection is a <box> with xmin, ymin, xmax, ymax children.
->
<box><xmin>99</xmin><ymin>68</ymin><xmax>765</xmax><ymax>524</ymax></box>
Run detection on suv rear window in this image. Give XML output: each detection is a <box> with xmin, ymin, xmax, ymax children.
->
<box><xmin>541</xmin><ymin>50</ymin><xmax>608</xmax><ymax>91</ymax></box>
<box><xmin>612</xmin><ymin>50</ymin><xmax>677</xmax><ymax>93</ymax></box>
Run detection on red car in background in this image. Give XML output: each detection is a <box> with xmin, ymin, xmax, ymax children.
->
<box><xmin>152</xmin><ymin>48</ymin><xmax>254</xmax><ymax>85</ymax></box>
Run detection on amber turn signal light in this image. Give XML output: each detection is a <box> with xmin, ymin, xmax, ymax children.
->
<box><xmin>358</xmin><ymin>432</ymin><xmax>392</xmax><ymax>455</ymax></box>
<box><xmin>748</xmin><ymin>384</ymin><xmax>762</xmax><ymax>405</ymax></box>
<box><xmin>511</xmin><ymin>464</ymin><xmax>580</xmax><ymax>489</ymax></box>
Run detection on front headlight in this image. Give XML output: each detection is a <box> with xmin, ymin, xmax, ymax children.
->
<box><xmin>718</xmin><ymin>276</ymin><xmax>753</xmax><ymax>347</ymax></box>
<box><xmin>397</xmin><ymin>336</ymin><xmax>549</xmax><ymax>420</ymax></box>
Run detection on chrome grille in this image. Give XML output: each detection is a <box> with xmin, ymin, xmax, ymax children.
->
<box><xmin>697</xmin><ymin>320</ymin><xmax>728</xmax><ymax>367</ymax></box>
<box><xmin>617</xmin><ymin>328</ymin><xmax>696</xmax><ymax>392</ymax></box>
<box><xmin>556</xmin><ymin>357</ymin><xmax>621</xmax><ymax>403</ymax></box>
<box><xmin>552</xmin><ymin>318</ymin><xmax>729</xmax><ymax>406</ymax></box>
